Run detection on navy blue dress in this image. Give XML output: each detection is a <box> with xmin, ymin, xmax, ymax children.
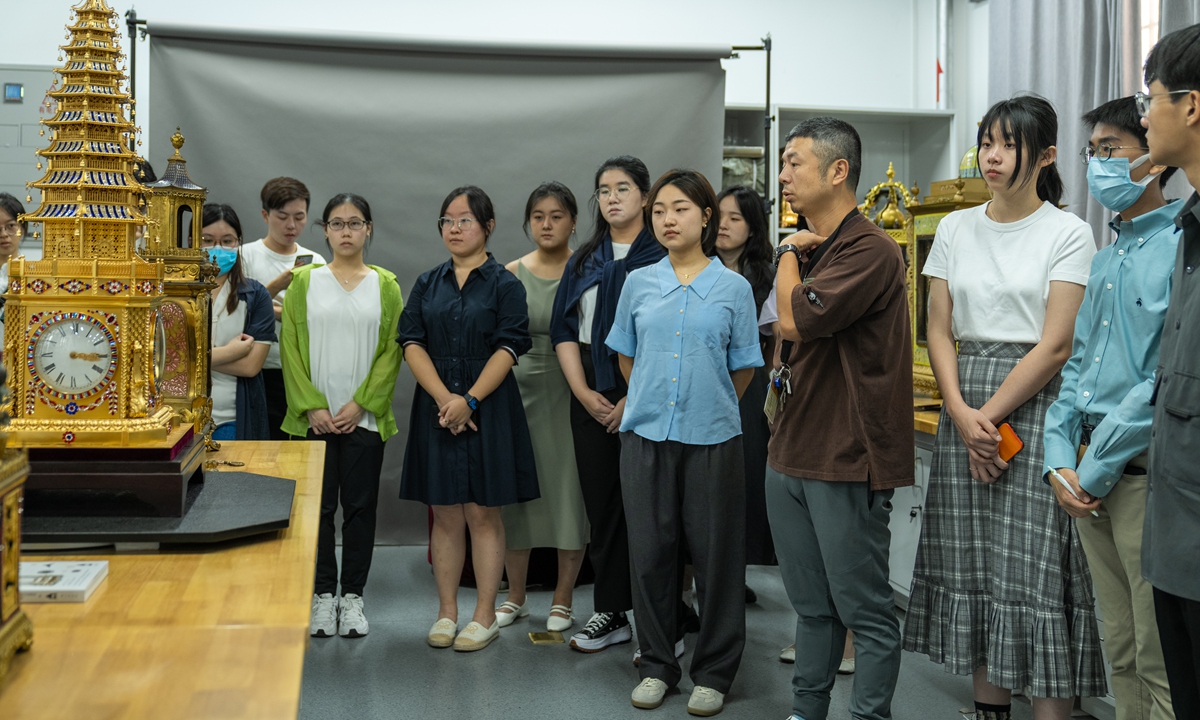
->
<box><xmin>397</xmin><ymin>255</ymin><xmax>540</xmax><ymax>507</ymax></box>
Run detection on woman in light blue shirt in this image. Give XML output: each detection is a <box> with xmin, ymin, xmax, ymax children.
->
<box><xmin>605</xmin><ymin>169</ymin><xmax>762</xmax><ymax>716</ymax></box>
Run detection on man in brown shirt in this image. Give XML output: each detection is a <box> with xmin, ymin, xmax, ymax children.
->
<box><xmin>767</xmin><ymin>117</ymin><xmax>913</xmax><ymax>720</ymax></box>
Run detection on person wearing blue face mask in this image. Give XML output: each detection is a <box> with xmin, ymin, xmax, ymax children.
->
<box><xmin>200</xmin><ymin>203</ymin><xmax>277</xmax><ymax>441</ymax></box>
<box><xmin>1043</xmin><ymin>96</ymin><xmax>1182</xmax><ymax>720</ymax></box>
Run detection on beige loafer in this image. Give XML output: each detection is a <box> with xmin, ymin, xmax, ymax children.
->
<box><xmin>427</xmin><ymin>618</ymin><xmax>457</xmax><ymax>648</ymax></box>
<box><xmin>452</xmin><ymin>619</ymin><xmax>500</xmax><ymax>652</ymax></box>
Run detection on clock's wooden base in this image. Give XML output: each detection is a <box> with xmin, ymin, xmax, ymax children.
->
<box><xmin>0</xmin><ymin>609</ymin><xmax>33</xmax><ymax>686</ymax></box>
<box><xmin>23</xmin><ymin>427</ymin><xmax>204</xmax><ymax>518</ymax></box>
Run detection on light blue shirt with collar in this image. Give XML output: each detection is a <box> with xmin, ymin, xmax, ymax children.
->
<box><xmin>605</xmin><ymin>256</ymin><xmax>763</xmax><ymax>445</ymax></box>
<box><xmin>1044</xmin><ymin>199</ymin><xmax>1184</xmax><ymax>497</ymax></box>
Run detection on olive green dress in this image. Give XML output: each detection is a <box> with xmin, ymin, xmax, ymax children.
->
<box><xmin>502</xmin><ymin>262</ymin><xmax>590</xmax><ymax>550</ymax></box>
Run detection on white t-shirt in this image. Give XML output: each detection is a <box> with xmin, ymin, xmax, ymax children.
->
<box><xmin>922</xmin><ymin>201</ymin><xmax>1095</xmax><ymax>344</ymax></box>
<box><xmin>578</xmin><ymin>241</ymin><xmax>632</xmax><ymax>344</ymax></box>
<box><xmin>209</xmin><ymin>280</ymin><xmax>249</xmax><ymax>426</ymax></box>
<box><xmin>306</xmin><ymin>266</ymin><xmax>380</xmax><ymax>432</ymax></box>
<box><xmin>239</xmin><ymin>238</ymin><xmax>322</xmax><ymax>369</ymax></box>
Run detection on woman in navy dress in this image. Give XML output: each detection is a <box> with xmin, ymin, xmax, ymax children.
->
<box><xmin>398</xmin><ymin>185</ymin><xmax>538</xmax><ymax>653</ymax></box>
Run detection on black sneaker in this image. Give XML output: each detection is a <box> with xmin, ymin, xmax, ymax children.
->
<box><xmin>569</xmin><ymin>611</ymin><xmax>633</xmax><ymax>652</ymax></box>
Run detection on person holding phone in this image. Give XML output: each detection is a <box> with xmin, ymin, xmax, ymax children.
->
<box><xmin>199</xmin><ymin>204</ymin><xmax>275</xmax><ymax>441</ymax></box>
<box><xmin>398</xmin><ymin>186</ymin><xmax>538</xmax><ymax>653</ymax></box>
<box><xmin>903</xmin><ymin>96</ymin><xmax>1106</xmax><ymax>720</ymax></box>
<box><xmin>241</xmin><ymin>177</ymin><xmax>323</xmax><ymax>440</ymax></box>
<box><xmin>279</xmin><ymin>193</ymin><xmax>403</xmax><ymax>640</ymax></box>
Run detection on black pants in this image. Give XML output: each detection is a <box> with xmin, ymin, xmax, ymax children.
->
<box><xmin>620</xmin><ymin>432</ymin><xmax>746</xmax><ymax>694</ymax></box>
<box><xmin>1154</xmin><ymin>585</ymin><xmax>1200</xmax><ymax>718</ymax></box>
<box><xmin>310</xmin><ymin>427</ymin><xmax>386</xmax><ymax>597</ymax></box>
<box><xmin>569</xmin><ymin>346</ymin><xmax>632</xmax><ymax>614</ymax></box>
<box><xmin>263</xmin><ymin>368</ymin><xmax>290</xmax><ymax>441</ymax></box>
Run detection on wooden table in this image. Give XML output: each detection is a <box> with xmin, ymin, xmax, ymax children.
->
<box><xmin>914</xmin><ymin>395</ymin><xmax>941</xmax><ymax>436</ymax></box>
<box><xmin>0</xmin><ymin>440</ymin><xmax>325</xmax><ymax>720</ymax></box>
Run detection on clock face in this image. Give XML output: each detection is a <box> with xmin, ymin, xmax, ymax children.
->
<box><xmin>29</xmin><ymin>312</ymin><xmax>118</xmax><ymax>401</ymax></box>
<box><xmin>152</xmin><ymin>311</ymin><xmax>166</xmax><ymax>388</ymax></box>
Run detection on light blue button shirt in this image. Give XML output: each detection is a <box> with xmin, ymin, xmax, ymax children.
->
<box><xmin>1044</xmin><ymin>199</ymin><xmax>1183</xmax><ymax>496</ymax></box>
<box><xmin>605</xmin><ymin>256</ymin><xmax>763</xmax><ymax>445</ymax></box>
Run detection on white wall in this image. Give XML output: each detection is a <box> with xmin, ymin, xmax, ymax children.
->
<box><xmin>4</xmin><ymin>0</ymin><xmax>986</xmax><ymax>163</ymax></box>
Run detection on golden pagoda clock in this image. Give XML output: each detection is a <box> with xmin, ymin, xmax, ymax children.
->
<box><xmin>6</xmin><ymin>0</ymin><xmax>172</xmax><ymax>447</ymax></box>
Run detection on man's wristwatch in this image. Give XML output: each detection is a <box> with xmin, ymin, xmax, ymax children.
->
<box><xmin>463</xmin><ymin>393</ymin><xmax>479</xmax><ymax>411</ymax></box>
<box><xmin>774</xmin><ymin>243</ymin><xmax>802</xmax><ymax>267</ymax></box>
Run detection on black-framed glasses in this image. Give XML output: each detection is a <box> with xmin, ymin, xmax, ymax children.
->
<box><xmin>595</xmin><ymin>185</ymin><xmax>633</xmax><ymax>201</ymax></box>
<box><xmin>438</xmin><ymin>217</ymin><xmax>476</xmax><ymax>231</ymax></box>
<box><xmin>200</xmin><ymin>235</ymin><xmax>240</xmax><ymax>249</ymax></box>
<box><xmin>324</xmin><ymin>219</ymin><xmax>367</xmax><ymax>232</ymax></box>
<box><xmin>1135</xmin><ymin>89</ymin><xmax>1194</xmax><ymax>117</ymax></box>
<box><xmin>1080</xmin><ymin>144</ymin><xmax>1149</xmax><ymax>164</ymax></box>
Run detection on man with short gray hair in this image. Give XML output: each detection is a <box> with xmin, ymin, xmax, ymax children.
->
<box><xmin>767</xmin><ymin>117</ymin><xmax>913</xmax><ymax>720</ymax></box>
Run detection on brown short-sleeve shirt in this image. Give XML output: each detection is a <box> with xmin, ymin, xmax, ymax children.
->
<box><xmin>767</xmin><ymin>211</ymin><xmax>915</xmax><ymax>490</ymax></box>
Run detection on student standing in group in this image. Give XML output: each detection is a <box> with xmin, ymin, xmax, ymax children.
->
<box><xmin>398</xmin><ymin>186</ymin><xmax>538</xmax><ymax>653</ymax></box>
<box><xmin>715</xmin><ymin>185</ymin><xmax>777</xmax><ymax>591</ymax></box>
<box><xmin>607</xmin><ymin>169</ymin><xmax>762</xmax><ymax>716</ymax></box>
<box><xmin>550</xmin><ymin>156</ymin><xmax>666</xmax><ymax>653</ymax></box>
<box><xmin>280</xmin><ymin>194</ymin><xmax>403</xmax><ymax>640</ymax></box>
<box><xmin>903</xmin><ymin>96</ymin><xmax>1106</xmax><ymax>720</ymax></box>
<box><xmin>1043</xmin><ymin>96</ymin><xmax>1180</xmax><ymax>720</ymax></box>
<box><xmin>0</xmin><ymin>193</ymin><xmax>26</xmax><ymax>339</ymax></box>
<box><xmin>497</xmin><ymin>182</ymin><xmax>590</xmax><ymax>633</ymax></box>
<box><xmin>241</xmin><ymin>177</ymin><xmax>322</xmax><ymax>440</ymax></box>
<box><xmin>199</xmin><ymin>204</ymin><xmax>276</xmax><ymax>441</ymax></box>
<box><xmin>1139</xmin><ymin>24</ymin><xmax>1200</xmax><ymax>718</ymax></box>
<box><xmin>768</xmin><ymin>117</ymin><xmax>913</xmax><ymax>720</ymax></box>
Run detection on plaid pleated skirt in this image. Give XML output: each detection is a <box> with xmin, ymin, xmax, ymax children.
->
<box><xmin>902</xmin><ymin>341</ymin><xmax>1107</xmax><ymax>699</ymax></box>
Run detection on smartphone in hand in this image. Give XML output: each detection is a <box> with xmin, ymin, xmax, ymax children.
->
<box><xmin>293</xmin><ymin>254</ymin><xmax>314</xmax><ymax>268</ymax></box>
<box><xmin>998</xmin><ymin>422</ymin><xmax>1024</xmax><ymax>463</ymax></box>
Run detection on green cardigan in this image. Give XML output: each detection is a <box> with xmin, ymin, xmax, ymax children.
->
<box><xmin>279</xmin><ymin>264</ymin><xmax>404</xmax><ymax>441</ymax></box>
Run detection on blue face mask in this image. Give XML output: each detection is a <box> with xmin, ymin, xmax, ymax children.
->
<box><xmin>1086</xmin><ymin>153</ymin><xmax>1158</xmax><ymax>212</ymax></box>
<box><xmin>207</xmin><ymin>246</ymin><xmax>238</xmax><ymax>276</ymax></box>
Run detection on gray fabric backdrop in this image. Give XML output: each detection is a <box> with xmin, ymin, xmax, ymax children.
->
<box><xmin>146</xmin><ymin>24</ymin><xmax>727</xmax><ymax>544</ymax></box>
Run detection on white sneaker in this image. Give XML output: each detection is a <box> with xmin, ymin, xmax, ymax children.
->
<box><xmin>338</xmin><ymin>593</ymin><xmax>368</xmax><ymax>637</ymax></box>
<box><xmin>633</xmin><ymin>638</ymin><xmax>686</xmax><ymax>665</ymax></box>
<box><xmin>686</xmin><ymin>686</ymin><xmax>724</xmax><ymax>716</ymax></box>
<box><xmin>779</xmin><ymin>644</ymin><xmax>795</xmax><ymax>663</ymax></box>
<box><xmin>310</xmin><ymin>593</ymin><xmax>338</xmax><ymax>637</ymax></box>
<box><xmin>631</xmin><ymin>677</ymin><xmax>669</xmax><ymax>709</ymax></box>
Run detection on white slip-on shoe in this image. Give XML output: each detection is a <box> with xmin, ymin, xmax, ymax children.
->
<box><xmin>687</xmin><ymin>686</ymin><xmax>724</xmax><ymax>716</ymax></box>
<box><xmin>547</xmin><ymin>604</ymin><xmax>573</xmax><ymax>632</ymax></box>
<box><xmin>495</xmin><ymin>600</ymin><xmax>529</xmax><ymax>628</ymax></box>
<box><xmin>633</xmin><ymin>638</ymin><xmax>685</xmax><ymax>666</ymax></box>
<box><xmin>453</xmin><ymin>620</ymin><xmax>500</xmax><ymax>652</ymax></box>
<box><xmin>427</xmin><ymin>618</ymin><xmax>457</xmax><ymax>648</ymax></box>
<box><xmin>631</xmin><ymin>677</ymin><xmax>669</xmax><ymax>709</ymax></box>
<box><xmin>838</xmin><ymin>657</ymin><xmax>855</xmax><ymax>674</ymax></box>
<box><xmin>779</xmin><ymin>644</ymin><xmax>795</xmax><ymax>663</ymax></box>
<box><xmin>310</xmin><ymin>593</ymin><xmax>338</xmax><ymax>638</ymax></box>
<box><xmin>338</xmin><ymin>594</ymin><xmax>368</xmax><ymax>638</ymax></box>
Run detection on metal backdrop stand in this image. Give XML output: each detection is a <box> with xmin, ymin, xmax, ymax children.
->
<box><xmin>731</xmin><ymin>35</ymin><xmax>773</xmax><ymax>218</ymax></box>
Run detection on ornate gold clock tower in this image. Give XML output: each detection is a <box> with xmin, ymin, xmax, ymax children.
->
<box><xmin>7</xmin><ymin>0</ymin><xmax>171</xmax><ymax>447</ymax></box>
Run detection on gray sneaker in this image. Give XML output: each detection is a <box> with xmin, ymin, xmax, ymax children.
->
<box><xmin>310</xmin><ymin>593</ymin><xmax>338</xmax><ymax>637</ymax></box>
<box><xmin>339</xmin><ymin>593</ymin><xmax>368</xmax><ymax>638</ymax></box>
<box><xmin>686</xmin><ymin>686</ymin><xmax>724</xmax><ymax>716</ymax></box>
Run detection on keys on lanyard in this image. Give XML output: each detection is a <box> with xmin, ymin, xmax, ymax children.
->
<box><xmin>764</xmin><ymin>364</ymin><xmax>793</xmax><ymax>424</ymax></box>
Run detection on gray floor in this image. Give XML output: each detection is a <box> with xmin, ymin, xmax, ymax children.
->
<box><xmin>301</xmin><ymin>546</ymin><xmax>1056</xmax><ymax>720</ymax></box>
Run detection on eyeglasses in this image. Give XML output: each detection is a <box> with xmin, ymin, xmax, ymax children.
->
<box><xmin>0</xmin><ymin>222</ymin><xmax>22</xmax><ymax>237</ymax></box>
<box><xmin>1135</xmin><ymin>89</ymin><xmax>1194</xmax><ymax>117</ymax></box>
<box><xmin>438</xmin><ymin>217</ymin><xmax>476</xmax><ymax>231</ymax></box>
<box><xmin>324</xmin><ymin>219</ymin><xmax>367</xmax><ymax>232</ymax></box>
<box><xmin>201</xmin><ymin>235</ymin><xmax>240</xmax><ymax>249</ymax></box>
<box><xmin>1079</xmin><ymin>144</ymin><xmax>1149</xmax><ymax>164</ymax></box>
<box><xmin>595</xmin><ymin>185</ymin><xmax>633</xmax><ymax>201</ymax></box>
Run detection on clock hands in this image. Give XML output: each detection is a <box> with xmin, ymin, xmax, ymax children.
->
<box><xmin>69</xmin><ymin>351</ymin><xmax>105</xmax><ymax>361</ymax></box>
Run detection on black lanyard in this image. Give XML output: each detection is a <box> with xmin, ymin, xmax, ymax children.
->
<box><xmin>780</xmin><ymin>208</ymin><xmax>861</xmax><ymax>363</ymax></box>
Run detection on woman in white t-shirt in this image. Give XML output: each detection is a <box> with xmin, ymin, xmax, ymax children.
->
<box><xmin>903</xmin><ymin>96</ymin><xmax>1107</xmax><ymax>719</ymax></box>
<box><xmin>280</xmin><ymin>194</ymin><xmax>403</xmax><ymax>642</ymax></box>
<box><xmin>200</xmin><ymin>204</ymin><xmax>275</xmax><ymax>441</ymax></box>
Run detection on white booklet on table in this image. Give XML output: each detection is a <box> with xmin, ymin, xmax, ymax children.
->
<box><xmin>19</xmin><ymin>561</ymin><xmax>108</xmax><ymax>603</ymax></box>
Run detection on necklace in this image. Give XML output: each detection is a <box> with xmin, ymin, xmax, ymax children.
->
<box><xmin>330</xmin><ymin>265</ymin><xmax>364</xmax><ymax>286</ymax></box>
<box><xmin>677</xmin><ymin>258</ymin><xmax>709</xmax><ymax>280</ymax></box>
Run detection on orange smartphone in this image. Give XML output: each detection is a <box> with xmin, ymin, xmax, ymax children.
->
<box><xmin>998</xmin><ymin>423</ymin><xmax>1024</xmax><ymax>462</ymax></box>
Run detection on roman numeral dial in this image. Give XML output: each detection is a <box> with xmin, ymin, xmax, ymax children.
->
<box><xmin>30</xmin><ymin>313</ymin><xmax>118</xmax><ymax>402</ymax></box>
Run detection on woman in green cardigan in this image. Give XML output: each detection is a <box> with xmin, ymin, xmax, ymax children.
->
<box><xmin>280</xmin><ymin>193</ymin><xmax>403</xmax><ymax>640</ymax></box>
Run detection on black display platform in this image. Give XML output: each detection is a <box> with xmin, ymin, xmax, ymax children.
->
<box><xmin>21</xmin><ymin>471</ymin><xmax>295</xmax><ymax>544</ymax></box>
